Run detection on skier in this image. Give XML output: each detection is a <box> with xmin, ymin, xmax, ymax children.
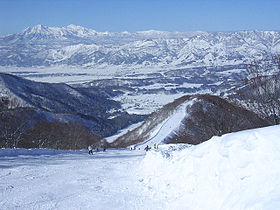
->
<box><xmin>144</xmin><ymin>145</ymin><xmax>151</xmax><ymax>152</ymax></box>
<box><xmin>88</xmin><ymin>145</ymin><xmax>93</xmax><ymax>155</ymax></box>
<box><xmin>130</xmin><ymin>146</ymin><xmax>135</xmax><ymax>150</ymax></box>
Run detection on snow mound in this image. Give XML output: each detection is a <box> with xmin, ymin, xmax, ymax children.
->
<box><xmin>139</xmin><ymin>125</ymin><xmax>280</xmax><ymax>209</ymax></box>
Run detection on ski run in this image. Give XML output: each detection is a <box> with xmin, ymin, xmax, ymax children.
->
<box><xmin>1</xmin><ymin>125</ymin><xmax>280</xmax><ymax>209</ymax></box>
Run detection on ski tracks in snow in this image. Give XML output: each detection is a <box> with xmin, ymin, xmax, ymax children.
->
<box><xmin>0</xmin><ymin>149</ymin><xmax>158</xmax><ymax>210</ymax></box>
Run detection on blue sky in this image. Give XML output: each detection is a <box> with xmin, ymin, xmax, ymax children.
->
<box><xmin>0</xmin><ymin>0</ymin><xmax>279</xmax><ymax>36</ymax></box>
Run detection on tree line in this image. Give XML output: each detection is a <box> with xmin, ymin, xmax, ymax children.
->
<box><xmin>0</xmin><ymin>97</ymin><xmax>100</xmax><ymax>149</ymax></box>
<box><xmin>238</xmin><ymin>54</ymin><xmax>280</xmax><ymax>124</ymax></box>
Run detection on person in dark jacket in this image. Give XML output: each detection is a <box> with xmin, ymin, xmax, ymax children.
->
<box><xmin>144</xmin><ymin>145</ymin><xmax>151</xmax><ymax>151</ymax></box>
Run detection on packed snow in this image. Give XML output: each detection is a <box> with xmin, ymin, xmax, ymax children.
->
<box><xmin>1</xmin><ymin>125</ymin><xmax>280</xmax><ymax>209</ymax></box>
<box><xmin>140</xmin><ymin>125</ymin><xmax>280</xmax><ymax>209</ymax></box>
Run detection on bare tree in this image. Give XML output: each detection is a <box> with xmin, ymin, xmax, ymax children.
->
<box><xmin>0</xmin><ymin>96</ymin><xmax>31</xmax><ymax>148</ymax></box>
<box><xmin>20</xmin><ymin>120</ymin><xmax>100</xmax><ymax>149</ymax></box>
<box><xmin>238</xmin><ymin>55</ymin><xmax>280</xmax><ymax>124</ymax></box>
<box><xmin>9</xmin><ymin>97</ymin><xmax>23</xmax><ymax>109</ymax></box>
<box><xmin>0</xmin><ymin>97</ymin><xmax>9</xmax><ymax>111</ymax></box>
<box><xmin>0</xmin><ymin>96</ymin><xmax>23</xmax><ymax>111</ymax></box>
<box><xmin>0</xmin><ymin>109</ymin><xmax>30</xmax><ymax>148</ymax></box>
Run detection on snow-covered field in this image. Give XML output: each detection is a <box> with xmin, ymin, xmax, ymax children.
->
<box><xmin>0</xmin><ymin>66</ymin><xmax>198</xmax><ymax>115</ymax></box>
<box><xmin>1</xmin><ymin>125</ymin><xmax>280</xmax><ymax>209</ymax></box>
<box><xmin>0</xmin><ymin>66</ymin><xmax>170</xmax><ymax>84</ymax></box>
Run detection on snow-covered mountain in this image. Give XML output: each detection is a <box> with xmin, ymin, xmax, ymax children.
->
<box><xmin>3</xmin><ymin>24</ymin><xmax>100</xmax><ymax>42</ymax></box>
<box><xmin>0</xmin><ymin>25</ymin><xmax>280</xmax><ymax>68</ymax></box>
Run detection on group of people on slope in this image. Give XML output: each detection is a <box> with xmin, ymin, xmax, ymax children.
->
<box><xmin>88</xmin><ymin>143</ymin><xmax>159</xmax><ymax>154</ymax></box>
<box><xmin>88</xmin><ymin>145</ymin><xmax>106</xmax><ymax>154</ymax></box>
<box><xmin>144</xmin><ymin>143</ymin><xmax>159</xmax><ymax>151</ymax></box>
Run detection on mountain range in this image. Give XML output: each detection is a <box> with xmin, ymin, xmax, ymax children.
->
<box><xmin>0</xmin><ymin>24</ymin><xmax>280</xmax><ymax>68</ymax></box>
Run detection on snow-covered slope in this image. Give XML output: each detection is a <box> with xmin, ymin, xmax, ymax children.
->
<box><xmin>111</xmin><ymin>95</ymin><xmax>269</xmax><ymax>147</ymax></box>
<box><xmin>0</xmin><ymin>73</ymin><xmax>120</xmax><ymax>118</ymax></box>
<box><xmin>1</xmin><ymin>125</ymin><xmax>280</xmax><ymax>209</ymax></box>
<box><xmin>140</xmin><ymin>125</ymin><xmax>280</xmax><ymax>209</ymax></box>
<box><xmin>134</xmin><ymin>100</ymin><xmax>194</xmax><ymax>149</ymax></box>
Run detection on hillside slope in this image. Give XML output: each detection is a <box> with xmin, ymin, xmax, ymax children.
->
<box><xmin>0</xmin><ymin>73</ymin><xmax>146</xmax><ymax>138</ymax></box>
<box><xmin>111</xmin><ymin>95</ymin><xmax>270</xmax><ymax>147</ymax></box>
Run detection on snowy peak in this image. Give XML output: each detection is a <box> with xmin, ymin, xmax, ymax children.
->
<box><xmin>64</xmin><ymin>24</ymin><xmax>97</xmax><ymax>37</ymax></box>
<box><xmin>7</xmin><ymin>24</ymin><xmax>100</xmax><ymax>42</ymax></box>
<box><xmin>24</xmin><ymin>24</ymin><xmax>48</xmax><ymax>33</ymax></box>
<box><xmin>66</xmin><ymin>24</ymin><xmax>90</xmax><ymax>31</ymax></box>
<box><xmin>20</xmin><ymin>24</ymin><xmax>62</xmax><ymax>39</ymax></box>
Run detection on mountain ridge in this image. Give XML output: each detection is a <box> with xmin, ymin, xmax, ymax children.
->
<box><xmin>1</xmin><ymin>24</ymin><xmax>279</xmax><ymax>68</ymax></box>
<box><xmin>0</xmin><ymin>73</ymin><xmax>147</xmax><ymax>138</ymax></box>
<box><xmin>2</xmin><ymin>24</ymin><xmax>279</xmax><ymax>39</ymax></box>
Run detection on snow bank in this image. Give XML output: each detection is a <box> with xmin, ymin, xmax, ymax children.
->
<box><xmin>139</xmin><ymin>125</ymin><xmax>280</xmax><ymax>209</ymax></box>
<box><xmin>0</xmin><ymin>148</ymin><xmax>85</xmax><ymax>157</ymax></box>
